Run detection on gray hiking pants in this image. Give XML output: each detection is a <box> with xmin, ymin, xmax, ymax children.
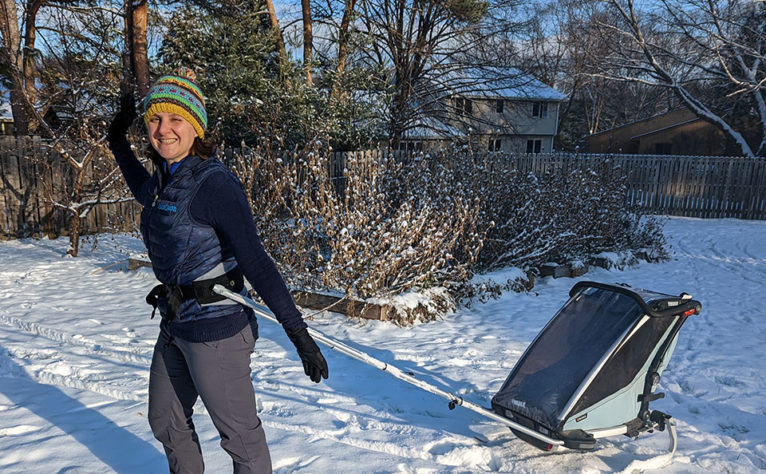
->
<box><xmin>148</xmin><ymin>323</ymin><xmax>272</xmax><ymax>474</ymax></box>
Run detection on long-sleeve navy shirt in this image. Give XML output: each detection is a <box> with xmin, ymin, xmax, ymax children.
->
<box><xmin>110</xmin><ymin>139</ymin><xmax>306</xmax><ymax>339</ymax></box>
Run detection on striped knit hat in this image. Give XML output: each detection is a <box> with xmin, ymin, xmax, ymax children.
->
<box><xmin>144</xmin><ymin>67</ymin><xmax>207</xmax><ymax>138</ymax></box>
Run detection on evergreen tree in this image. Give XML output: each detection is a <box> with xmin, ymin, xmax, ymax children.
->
<box><xmin>158</xmin><ymin>0</ymin><xmax>386</xmax><ymax>149</ymax></box>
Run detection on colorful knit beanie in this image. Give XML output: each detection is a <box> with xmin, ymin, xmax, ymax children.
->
<box><xmin>144</xmin><ymin>67</ymin><xmax>207</xmax><ymax>138</ymax></box>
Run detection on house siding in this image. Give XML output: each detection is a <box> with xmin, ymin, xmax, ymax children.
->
<box><xmin>586</xmin><ymin>108</ymin><xmax>726</xmax><ymax>156</ymax></box>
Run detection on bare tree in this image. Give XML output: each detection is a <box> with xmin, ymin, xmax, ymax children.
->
<box><xmin>597</xmin><ymin>0</ymin><xmax>765</xmax><ymax>157</ymax></box>
<box><xmin>4</xmin><ymin>1</ymin><xmax>135</xmax><ymax>255</ymax></box>
<box><xmin>354</xmin><ymin>0</ymin><xmax>500</xmax><ymax>141</ymax></box>
<box><xmin>507</xmin><ymin>0</ymin><xmax>673</xmax><ymax>149</ymax></box>
<box><xmin>0</xmin><ymin>0</ymin><xmax>47</xmax><ymax>135</ymax></box>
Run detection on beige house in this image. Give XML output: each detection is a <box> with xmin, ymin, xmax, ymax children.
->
<box><xmin>400</xmin><ymin>68</ymin><xmax>567</xmax><ymax>154</ymax></box>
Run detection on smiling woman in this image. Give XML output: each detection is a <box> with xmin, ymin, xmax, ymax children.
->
<box><xmin>105</xmin><ymin>67</ymin><xmax>328</xmax><ymax>474</ymax></box>
<box><xmin>141</xmin><ymin>68</ymin><xmax>215</xmax><ymax>166</ymax></box>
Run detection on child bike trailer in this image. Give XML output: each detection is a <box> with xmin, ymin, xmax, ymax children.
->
<box><xmin>491</xmin><ymin>281</ymin><xmax>700</xmax><ymax>452</ymax></box>
<box><xmin>214</xmin><ymin>280</ymin><xmax>700</xmax><ymax>455</ymax></box>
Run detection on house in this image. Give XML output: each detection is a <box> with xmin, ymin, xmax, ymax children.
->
<box><xmin>586</xmin><ymin>107</ymin><xmax>725</xmax><ymax>155</ymax></box>
<box><xmin>399</xmin><ymin>67</ymin><xmax>567</xmax><ymax>154</ymax></box>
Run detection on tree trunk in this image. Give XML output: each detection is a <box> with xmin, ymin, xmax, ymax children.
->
<box><xmin>132</xmin><ymin>0</ymin><xmax>150</xmax><ymax>96</ymax></box>
<box><xmin>0</xmin><ymin>0</ymin><xmax>29</xmax><ymax>135</ymax></box>
<box><xmin>23</xmin><ymin>0</ymin><xmax>44</xmax><ymax>134</ymax></box>
<box><xmin>121</xmin><ymin>0</ymin><xmax>134</xmax><ymax>96</ymax></box>
<box><xmin>67</xmin><ymin>213</ymin><xmax>81</xmax><ymax>257</ymax></box>
<box><xmin>66</xmin><ymin>161</ymin><xmax>89</xmax><ymax>257</ymax></box>
<box><xmin>301</xmin><ymin>0</ymin><xmax>313</xmax><ymax>87</ymax></box>
<box><xmin>263</xmin><ymin>0</ymin><xmax>288</xmax><ymax>67</ymax></box>
<box><xmin>332</xmin><ymin>0</ymin><xmax>356</xmax><ymax>98</ymax></box>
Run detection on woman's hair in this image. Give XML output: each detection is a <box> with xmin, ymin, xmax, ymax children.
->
<box><xmin>146</xmin><ymin>135</ymin><xmax>218</xmax><ymax>168</ymax></box>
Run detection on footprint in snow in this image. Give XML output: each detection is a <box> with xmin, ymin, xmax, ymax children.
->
<box><xmin>714</xmin><ymin>375</ymin><xmax>746</xmax><ymax>388</ymax></box>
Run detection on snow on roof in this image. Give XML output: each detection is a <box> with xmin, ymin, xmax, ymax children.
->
<box><xmin>438</xmin><ymin>66</ymin><xmax>567</xmax><ymax>101</ymax></box>
<box><xmin>401</xmin><ymin>115</ymin><xmax>466</xmax><ymax>139</ymax></box>
<box><xmin>0</xmin><ymin>102</ymin><xmax>12</xmax><ymax>120</ymax></box>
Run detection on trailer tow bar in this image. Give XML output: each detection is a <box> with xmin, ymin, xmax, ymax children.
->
<box><xmin>213</xmin><ymin>285</ymin><xmax>565</xmax><ymax>448</ymax></box>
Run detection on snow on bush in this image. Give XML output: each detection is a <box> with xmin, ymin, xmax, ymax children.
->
<box><xmin>229</xmin><ymin>143</ymin><xmax>666</xmax><ymax>322</ymax></box>
<box><xmin>229</xmin><ymin>141</ymin><xmax>484</xmax><ymax>323</ymax></box>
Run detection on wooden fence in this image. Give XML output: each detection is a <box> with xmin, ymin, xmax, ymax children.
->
<box><xmin>2</xmin><ymin>137</ymin><xmax>765</xmax><ymax>240</ymax></box>
<box><xmin>508</xmin><ymin>153</ymin><xmax>766</xmax><ymax>219</ymax></box>
<box><xmin>0</xmin><ymin>136</ymin><xmax>141</xmax><ymax>240</ymax></box>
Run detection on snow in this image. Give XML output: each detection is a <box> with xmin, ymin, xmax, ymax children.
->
<box><xmin>0</xmin><ymin>217</ymin><xmax>765</xmax><ymax>473</ymax></box>
<box><xmin>443</xmin><ymin>67</ymin><xmax>568</xmax><ymax>102</ymax></box>
<box><xmin>0</xmin><ymin>102</ymin><xmax>11</xmax><ymax>120</ymax></box>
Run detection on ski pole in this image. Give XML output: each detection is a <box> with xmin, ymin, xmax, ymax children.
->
<box><xmin>212</xmin><ymin>284</ymin><xmax>564</xmax><ymax>447</ymax></box>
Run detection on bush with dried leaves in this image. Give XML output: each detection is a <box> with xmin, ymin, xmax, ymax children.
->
<box><xmin>229</xmin><ymin>144</ymin><xmax>666</xmax><ymax>322</ymax></box>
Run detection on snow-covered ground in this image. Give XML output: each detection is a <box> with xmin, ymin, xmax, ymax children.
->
<box><xmin>0</xmin><ymin>217</ymin><xmax>764</xmax><ymax>473</ymax></box>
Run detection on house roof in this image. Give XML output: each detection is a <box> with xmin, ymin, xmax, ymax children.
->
<box><xmin>401</xmin><ymin>115</ymin><xmax>466</xmax><ymax>139</ymax></box>
<box><xmin>587</xmin><ymin>107</ymin><xmax>697</xmax><ymax>138</ymax></box>
<box><xmin>629</xmin><ymin>118</ymin><xmax>701</xmax><ymax>140</ymax></box>
<box><xmin>0</xmin><ymin>102</ymin><xmax>12</xmax><ymax>120</ymax></box>
<box><xmin>440</xmin><ymin>66</ymin><xmax>567</xmax><ymax>101</ymax></box>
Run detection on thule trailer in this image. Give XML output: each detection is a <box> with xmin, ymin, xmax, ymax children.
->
<box><xmin>213</xmin><ymin>280</ymin><xmax>700</xmax><ymax>453</ymax></box>
<box><xmin>492</xmin><ymin>281</ymin><xmax>700</xmax><ymax>451</ymax></box>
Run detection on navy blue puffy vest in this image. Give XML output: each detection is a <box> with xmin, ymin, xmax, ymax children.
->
<box><xmin>140</xmin><ymin>156</ymin><xmax>241</xmax><ymax>323</ymax></box>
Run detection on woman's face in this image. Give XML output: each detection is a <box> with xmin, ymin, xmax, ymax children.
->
<box><xmin>147</xmin><ymin>112</ymin><xmax>197</xmax><ymax>164</ymax></box>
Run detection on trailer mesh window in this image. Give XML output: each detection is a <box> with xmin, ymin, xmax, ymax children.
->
<box><xmin>493</xmin><ymin>288</ymin><xmax>643</xmax><ymax>429</ymax></box>
<box><xmin>571</xmin><ymin>315</ymin><xmax>676</xmax><ymax>415</ymax></box>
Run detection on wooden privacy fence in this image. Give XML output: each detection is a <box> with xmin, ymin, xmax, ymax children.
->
<box><xmin>507</xmin><ymin>153</ymin><xmax>766</xmax><ymax>219</ymax></box>
<box><xmin>2</xmin><ymin>139</ymin><xmax>765</xmax><ymax>240</ymax></box>
<box><xmin>0</xmin><ymin>136</ymin><xmax>141</xmax><ymax>240</ymax></box>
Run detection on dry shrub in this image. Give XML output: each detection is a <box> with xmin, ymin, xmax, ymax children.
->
<box><xmin>229</xmin><ymin>145</ymin><xmax>667</xmax><ymax>321</ymax></box>
<box><xmin>469</xmin><ymin>160</ymin><xmax>668</xmax><ymax>271</ymax></box>
<box><xmin>229</xmin><ymin>142</ymin><xmax>484</xmax><ymax>321</ymax></box>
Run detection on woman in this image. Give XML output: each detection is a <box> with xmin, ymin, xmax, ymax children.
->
<box><xmin>108</xmin><ymin>68</ymin><xmax>328</xmax><ymax>474</ymax></box>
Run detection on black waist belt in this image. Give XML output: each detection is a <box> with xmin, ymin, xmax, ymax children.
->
<box><xmin>146</xmin><ymin>266</ymin><xmax>245</xmax><ymax>321</ymax></box>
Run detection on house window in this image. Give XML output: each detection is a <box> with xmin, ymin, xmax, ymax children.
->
<box><xmin>488</xmin><ymin>138</ymin><xmax>502</xmax><ymax>152</ymax></box>
<box><xmin>532</xmin><ymin>101</ymin><xmax>548</xmax><ymax>118</ymax></box>
<box><xmin>654</xmin><ymin>143</ymin><xmax>672</xmax><ymax>154</ymax></box>
<box><xmin>455</xmin><ymin>97</ymin><xmax>472</xmax><ymax>116</ymax></box>
<box><xmin>526</xmin><ymin>139</ymin><xmax>542</xmax><ymax>154</ymax></box>
<box><xmin>496</xmin><ymin>99</ymin><xmax>504</xmax><ymax>114</ymax></box>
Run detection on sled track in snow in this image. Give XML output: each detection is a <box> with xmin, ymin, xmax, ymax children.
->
<box><xmin>0</xmin><ymin>312</ymin><xmax>485</xmax><ymax>469</ymax></box>
<box><xmin>265</xmin><ymin>418</ymin><xmax>464</xmax><ymax>466</ymax></box>
<box><xmin>0</xmin><ymin>345</ymin><xmax>147</xmax><ymax>403</ymax></box>
<box><xmin>0</xmin><ymin>314</ymin><xmax>150</xmax><ymax>402</ymax></box>
<box><xmin>251</xmin><ymin>379</ymin><xmax>499</xmax><ymax>471</ymax></box>
<box><xmin>0</xmin><ymin>314</ymin><xmax>152</xmax><ymax>366</ymax></box>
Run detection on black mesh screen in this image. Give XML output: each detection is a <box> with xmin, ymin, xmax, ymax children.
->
<box><xmin>569</xmin><ymin>315</ymin><xmax>676</xmax><ymax>417</ymax></box>
<box><xmin>492</xmin><ymin>288</ymin><xmax>643</xmax><ymax>429</ymax></box>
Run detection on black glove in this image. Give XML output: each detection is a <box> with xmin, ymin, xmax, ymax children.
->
<box><xmin>108</xmin><ymin>92</ymin><xmax>136</xmax><ymax>145</ymax></box>
<box><xmin>286</xmin><ymin>327</ymin><xmax>328</xmax><ymax>383</ymax></box>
